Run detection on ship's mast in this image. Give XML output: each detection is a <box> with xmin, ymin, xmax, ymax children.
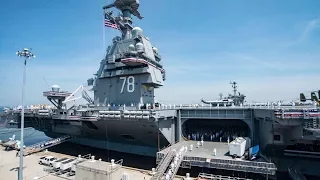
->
<box><xmin>230</xmin><ymin>81</ymin><xmax>237</xmax><ymax>97</ymax></box>
<box><xmin>103</xmin><ymin>0</ymin><xmax>143</xmax><ymax>40</ymax></box>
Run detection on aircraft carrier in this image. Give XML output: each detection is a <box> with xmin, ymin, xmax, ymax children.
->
<box><xmin>2</xmin><ymin>0</ymin><xmax>320</xmax><ymax>179</ymax></box>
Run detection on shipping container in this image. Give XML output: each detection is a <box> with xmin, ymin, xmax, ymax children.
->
<box><xmin>229</xmin><ymin>137</ymin><xmax>246</xmax><ymax>157</ymax></box>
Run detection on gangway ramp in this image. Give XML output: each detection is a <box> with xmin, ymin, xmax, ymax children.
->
<box><xmin>24</xmin><ymin>135</ymin><xmax>72</xmax><ymax>156</ymax></box>
<box><xmin>167</xmin><ymin>146</ymin><xmax>186</xmax><ymax>180</ymax></box>
<box><xmin>152</xmin><ymin>145</ymin><xmax>187</xmax><ymax>180</ymax></box>
<box><xmin>151</xmin><ymin>148</ymin><xmax>175</xmax><ymax>180</ymax></box>
<box><xmin>288</xmin><ymin>167</ymin><xmax>307</xmax><ymax>180</ymax></box>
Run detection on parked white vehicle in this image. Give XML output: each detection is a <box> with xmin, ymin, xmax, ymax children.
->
<box><xmin>53</xmin><ymin>158</ymin><xmax>69</xmax><ymax>169</ymax></box>
<box><xmin>38</xmin><ymin>156</ymin><xmax>57</xmax><ymax>166</ymax></box>
<box><xmin>60</xmin><ymin>158</ymin><xmax>77</xmax><ymax>171</ymax></box>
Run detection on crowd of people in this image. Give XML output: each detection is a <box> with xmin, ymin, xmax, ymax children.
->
<box><xmin>184</xmin><ymin>125</ymin><xmax>248</xmax><ymax>143</ymax></box>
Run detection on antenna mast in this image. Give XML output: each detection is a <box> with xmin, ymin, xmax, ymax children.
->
<box><xmin>230</xmin><ymin>81</ymin><xmax>237</xmax><ymax>97</ymax></box>
<box><xmin>103</xmin><ymin>0</ymin><xmax>143</xmax><ymax>39</ymax></box>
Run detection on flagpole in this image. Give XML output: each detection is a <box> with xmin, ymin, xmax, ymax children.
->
<box><xmin>102</xmin><ymin>10</ymin><xmax>106</xmax><ymax>56</ymax></box>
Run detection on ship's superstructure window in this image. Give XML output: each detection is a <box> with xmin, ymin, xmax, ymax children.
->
<box><xmin>273</xmin><ymin>134</ymin><xmax>281</xmax><ymax>141</ymax></box>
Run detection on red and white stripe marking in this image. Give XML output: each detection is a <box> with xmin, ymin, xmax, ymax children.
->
<box><xmin>308</xmin><ymin>113</ymin><xmax>320</xmax><ymax>117</ymax></box>
<box><xmin>121</xmin><ymin>58</ymin><xmax>165</xmax><ymax>73</ymax></box>
<box><xmin>283</xmin><ymin>113</ymin><xmax>303</xmax><ymax>117</ymax></box>
<box><xmin>275</xmin><ymin>111</ymin><xmax>320</xmax><ymax>118</ymax></box>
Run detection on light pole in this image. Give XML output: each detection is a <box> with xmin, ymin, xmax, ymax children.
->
<box><xmin>16</xmin><ymin>48</ymin><xmax>35</xmax><ymax>180</ymax></box>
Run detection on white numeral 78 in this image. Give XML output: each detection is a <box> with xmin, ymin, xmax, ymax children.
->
<box><xmin>120</xmin><ymin>76</ymin><xmax>135</xmax><ymax>93</ymax></box>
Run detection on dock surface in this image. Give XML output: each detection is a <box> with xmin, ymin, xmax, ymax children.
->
<box><xmin>157</xmin><ymin>141</ymin><xmax>277</xmax><ymax>175</ymax></box>
<box><xmin>0</xmin><ymin>146</ymin><xmax>184</xmax><ymax>179</ymax></box>
<box><xmin>0</xmin><ymin>146</ymin><xmax>72</xmax><ymax>179</ymax></box>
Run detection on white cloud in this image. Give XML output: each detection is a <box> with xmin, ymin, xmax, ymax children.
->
<box><xmin>164</xmin><ymin>52</ymin><xmax>320</xmax><ymax>82</ymax></box>
<box><xmin>156</xmin><ymin>50</ymin><xmax>320</xmax><ymax>104</ymax></box>
<box><xmin>156</xmin><ymin>74</ymin><xmax>320</xmax><ymax>104</ymax></box>
<box><xmin>285</xmin><ymin>18</ymin><xmax>320</xmax><ymax>47</ymax></box>
<box><xmin>236</xmin><ymin>53</ymin><xmax>285</xmax><ymax>71</ymax></box>
<box><xmin>300</xmin><ymin>18</ymin><xmax>320</xmax><ymax>41</ymax></box>
<box><xmin>1</xmin><ymin>51</ymin><xmax>319</xmax><ymax>107</ymax></box>
<box><xmin>232</xmin><ymin>52</ymin><xmax>320</xmax><ymax>72</ymax></box>
<box><xmin>0</xmin><ymin>48</ymin><xmax>320</xmax><ymax>105</ymax></box>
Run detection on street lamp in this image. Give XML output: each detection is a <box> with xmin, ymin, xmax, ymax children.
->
<box><xmin>16</xmin><ymin>48</ymin><xmax>35</xmax><ymax>180</ymax></box>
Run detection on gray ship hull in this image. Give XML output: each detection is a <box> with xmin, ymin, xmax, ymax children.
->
<box><xmin>69</xmin><ymin>137</ymin><xmax>158</xmax><ymax>157</ymax></box>
<box><xmin>27</xmin><ymin>116</ymin><xmax>169</xmax><ymax>157</ymax></box>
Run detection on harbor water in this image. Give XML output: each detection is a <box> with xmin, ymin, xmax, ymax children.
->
<box><xmin>0</xmin><ymin>127</ymin><xmax>52</xmax><ymax>146</ymax></box>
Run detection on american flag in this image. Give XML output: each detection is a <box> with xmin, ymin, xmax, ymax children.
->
<box><xmin>105</xmin><ymin>19</ymin><xmax>119</xmax><ymax>30</ymax></box>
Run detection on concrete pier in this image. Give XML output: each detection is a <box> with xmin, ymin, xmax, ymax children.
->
<box><xmin>0</xmin><ymin>146</ymin><xmax>72</xmax><ymax>179</ymax></box>
<box><xmin>0</xmin><ymin>147</ymin><xmax>183</xmax><ymax>180</ymax></box>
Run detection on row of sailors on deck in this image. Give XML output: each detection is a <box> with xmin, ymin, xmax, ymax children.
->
<box><xmin>186</xmin><ymin>127</ymin><xmax>247</xmax><ymax>142</ymax></box>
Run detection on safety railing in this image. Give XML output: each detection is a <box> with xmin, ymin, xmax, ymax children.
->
<box><xmin>152</xmin><ymin>150</ymin><xmax>175</xmax><ymax>180</ymax></box>
<box><xmin>288</xmin><ymin>167</ymin><xmax>307</xmax><ymax>180</ymax></box>
<box><xmin>198</xmin><ymin>173</ymin><xmax>253</xmax><ymax>180</ymax></box>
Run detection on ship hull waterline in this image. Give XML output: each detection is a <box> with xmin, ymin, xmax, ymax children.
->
<box><xmin>21</xmin><ymin>116</ymin><xmax>170</xmax><ymax>157</ymax></box>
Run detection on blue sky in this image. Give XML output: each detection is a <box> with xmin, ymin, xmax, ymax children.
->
<box><xmin>0</xmin><ymin>0</ymin><xmax>320</xmax><ymax>106</ymax></box>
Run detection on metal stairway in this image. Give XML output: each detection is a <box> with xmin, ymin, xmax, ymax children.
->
<box><xmin>288</xmin><ymin>167</ymin><xmax>307</xmax><ymax>180</ymax></box>
<box><xmin>168</xmin><ymin>152</ymin><xmax>185</xmax><ymax>180</ymax></box>
<box><xmin>151</xmin><ymin>150</ymin><xmax>175</xmax><ymax>180</ymax></box>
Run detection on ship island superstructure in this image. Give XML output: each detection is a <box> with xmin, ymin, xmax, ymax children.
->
<box><xmin>1</xmin><ymin>0</ymin><xmax>320</xmax><ymax>179</ymax></box>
